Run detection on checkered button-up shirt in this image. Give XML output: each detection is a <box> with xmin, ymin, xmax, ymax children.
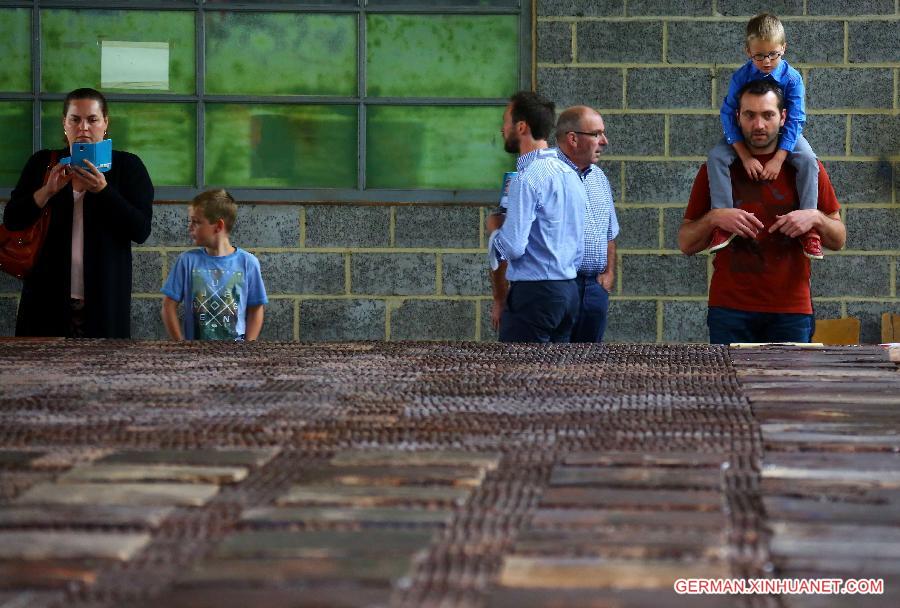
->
<box><xmin>556</xmin><ymin>149</ymin><xmax>619</xmax><ymax>275</ymax></box>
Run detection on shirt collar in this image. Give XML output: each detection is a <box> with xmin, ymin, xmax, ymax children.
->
<box><xmin>555</xmin><ymin>147</ymin><xmax>593</xmax><ymax>178</ymax></box>
<box><xmin>748</xmin><ymin>58</ymin><xmax>787</xmax><ymax>80</ymax></box>
<box><xmin>516</xmin><ymin>148</ymin><xmax>543</xmax><ymax>172</ymax></box>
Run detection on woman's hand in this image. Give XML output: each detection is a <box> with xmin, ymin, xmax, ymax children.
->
<box><xmin>33</xmin><ymin>162</ymin><xmax>73</xmax><ymax>208</ymax></box>
<box><xmin>71</xmin><ymin>160</ymin><xmax>107</xmax><ymax>193</ymax></box>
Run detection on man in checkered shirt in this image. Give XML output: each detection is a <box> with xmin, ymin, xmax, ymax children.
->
<box><xmin>554</xmin><ymin>106</ymin><xmax>620</xmax><ymax>343</ymax></box>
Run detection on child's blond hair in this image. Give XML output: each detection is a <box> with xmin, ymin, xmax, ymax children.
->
<box><xmin>190</xmin><ymin>189</ymin><xmax>238</xmax><ymax>233</ymax></box>
<box><xmin>746</xmin><ymin>13</ymin><xmax>785</xmax><ymax>46</ymax></box>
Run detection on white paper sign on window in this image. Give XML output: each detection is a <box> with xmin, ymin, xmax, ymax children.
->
<box><xmin>101</xmin><ymin>41</ymin><xmax>170</xmax><ymax>90</ymax></box>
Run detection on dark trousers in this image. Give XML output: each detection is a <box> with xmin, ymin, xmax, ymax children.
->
<box><xmin>499</xmin><ymin>279</ymin><xmax>579</xmax><ymax>343</ymax></box>
<box><xmin>571</xmin><ymin>274</ymin><xmax>610</xmax><ymax>343</ymax></box>
<box><xmin>707</xmin><ymin>306</ymin><xmax>814</xmax><ymax>345</ymax></box>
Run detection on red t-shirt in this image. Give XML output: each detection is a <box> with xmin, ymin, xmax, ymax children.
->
<box><xmin>684</xmin><ymin>153</ymin><xmax>840</xmax><ymax>314</ymax></box>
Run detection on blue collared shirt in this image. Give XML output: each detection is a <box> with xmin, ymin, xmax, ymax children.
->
<box><xmin>555</xmin><ymin>149</ymin><xmax>619</xmax><ymax>275</ymax></box>
<box><xmin>721</xmin><ymin>59</ymin><xmax>805</xmax><ymax>152</ymax></box>
<box><xmin>491</xmin><ymin>148</ymin><xmax>585</xmax><ymax>281</ymax></box>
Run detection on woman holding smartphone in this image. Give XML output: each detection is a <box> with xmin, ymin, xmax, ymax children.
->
<box><xmin>3</xmin><ymin>88</ymin><xmax>153</xmax><ymax>338</ymax></box>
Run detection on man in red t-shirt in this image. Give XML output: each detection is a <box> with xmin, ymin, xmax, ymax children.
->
<box><xmin>679</xmin><ymin>80</ymin><xmax>846</xmax><ymax>344</ymax></box>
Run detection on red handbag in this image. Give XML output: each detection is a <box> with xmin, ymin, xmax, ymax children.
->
<box><xmin>0</xmin><ymin>152</ymin><xmax>58</xmax><ymax>279</ymax></box>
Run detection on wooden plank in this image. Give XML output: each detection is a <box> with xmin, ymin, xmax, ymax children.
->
<box><xmin>14</xmin><ymin>482</ymin><xmax>220</xmax><ymax>507</ymax></box>
<box><xmin>497</xmin><ymin>556</ymin><xmax>728</xmax><ymax>589</ymax></box>
<box><xmin>241</xmin><ymin>506</ymin><xmax>453</xmax><ymax>527</ymax></box>
<box><xmin>549</xmin><ymin>466</ymin><xmax>721</xmax><ymax>489</ymax></box>
<box><xmin>212</xmin><ymin>529</ymin><xmax>434</xmax><ymax>559</ymax></box>
<box><xmin>761</xmin><ymin>464</ymin><xmax>900</xmax><ymax>488</ymax></box>
<box><xmin>0</xmin><ymin>561</ymin><xmax>100</xmax><ymax>589</ymax></box>
<box><xmin>59</xmin><ymin>464</ymin><xmax>248</xmax><ymax>484</ymax></box>
<box><xmin>330</xmin><ymin>449</ymin><xmax>501</xmax><ymax>471</ymax></box>
<box><xmin>764</xmin><ymin>496</ymin><xmax>900</xmax><ymax>526</ymax></box>
<box><xmin>770</xmin><ymin>522</ymin><xmax>900</xmax><ymax>559</ymax></box>
<box><xmin>539</xmin><ymin>488</ymin><xmax>721</xmax><ymax>511</ymax></box>
<box><xmin>529</xmin><ymin>509</ymin><xmax>726</xmax><ymax>530</ymax></box>
<box><xmin>177</xmin><ymin>557</ymin><xmax>415</xmax><ymax>586</ymax></box>
<box><xmin>485</xmin><ymin>587</ymin><xmax>736</xmax><ymax>608</ymax></box>
<box><xmin>563</xmin><ymin>451</ymin><xmax>726</xmax><ymax>468</ymax></box>
<box><xmin>143</xmin><ymin>587</ymin><xmax>393</xmax><ymax>608</ymax></box>
<box><xmin>277</xmin><ymin>484</ymin><xmax>470</xmax><ymax>508</ymax></box>
<box><xmin>0</xmin><ymin>531</ymin><xmax>151</xmax><ymax>561</ymax></box>
<box><xmin>99</xmin><ymin>448</ymin><xmax>279</xmax><ymax>468</ymax></box>
<box><xmin>296</xmin><ymin>464</ymin><xmax>484</xmax><ymax>488</ymax></box>
<box><xmin>0</xmin><ymin>505</ymin><xmax>174</xmax><ymax>528</ymax></box>
<box><xmin>512</xmin><ymin>529</ymin><xmax>725</xmax><ymax>560</ymax></box>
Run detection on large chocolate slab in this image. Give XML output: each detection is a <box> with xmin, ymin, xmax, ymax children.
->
<box><xmin>563</xmin><ymin>451</ymin><xmax>727</xmax><ymax>468</ymax></box>
<box><xmin>144</xmin><ymin>586</ymin><xmax>393</xmax><ymax>608</ymax></box>
<box><xmin>242</xmin><ymin>506</ymin><xmax>453</xmax><ymax>527</ymax></box>
<box><xmin>0</xmin><ymin>451</ymin><xmax>44</xmax><ymax>467</ymax></box>
<box><xmin>549</xmin><ymin>466</ymin><xmax>721</xmax><ymax>489</ymax></box>
<box><xmin>297</xmin><ymin>464</ymin><xmax>484</xmax><ymax>487</ymax></box>
<box><xmin>529</xmin><ymin>509</ymin><xmax>726</xmax><ymax>530</ymax></box>
<box><xmin>330</xmin><ymin>450</ymin><xmax>501</xmax><ymax>471</ymax></box>
<box><xmin>277</xmin><ymin>484</ymin><xmax>471</xmax><ymax>507</ymax></box>
<box><xmin>513</xmin><ymin>529</ymin><xmax>725</xmax><ymax>560</ymax></box>
<box><xmin>60</xmin><ymin>463</ymin><xmax>248</xmax><ymax>484</ymax></box>
<box><xmin>770</xmin><ymin>522</ymin><xmax>900</xmax><ymax>559</ymax></box>
<box><xmin>485</xmin><ymin>587</ymin><xmax>736</xmax><ymax>608</ymax></box>
<box><xmin>99</xmin><ymin>448</ymin><xmax>279</xmax><ymax>467</ymax></box>
<box><xmin>764</xmin><ymin>496</ymin><xmax>900</xmax><ymax>525</ymax></box>
<box><xmin>497</xmin><ymin>556</ymin><xmax>729</xmax><ymax>589</ymax></box>
<box><xmin>15</xmin><ymin>482</ymin><xmax>220</xmax><ymax>507</ymax></box>
<box><xmin>762</xmin><ymin>464</ymin><xmax>900</xmax><ymax>488</ymax></box>
<box><xmin>539</xmin><ymin>488</ymin><xmax>722</xmax><ymax>511</ymax></box>
<box><xmin>0</xmin><ymin>505</ymin><xmax>174</xmax><ymax>528</ymax></box>
<box><xmin>0</xmin><ymin>531</ymin><xmax>151</xmax><ymax>560</ymax></box>
<box><xmin>0</xmin><ymin>560</ymin><xmax>100</xmax><ymax>589</ymax></box>
<box><xmin>212</xmin><ymin>529</ymin><xmax>434</xmax><ymax>559</ymax></box>
<box><xmin>763</xmin><ymin>452</ymin><xmax>900</xmax><ymax>471</ymax></box>
<box><xmin>177</xmin><ymin>556</ymin><xmax>415</xmax><ymax>586</ymax></box>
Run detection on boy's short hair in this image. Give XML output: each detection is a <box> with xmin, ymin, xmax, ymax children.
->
<box><xmin>190</xmin><ymin>189</ymin><xmax>238</xmax><ymax>232</ymax></box>
<box><xmin>746</xmin><ymin>13</ymin><xmax>785</xmax><ymax>46</ymax></box>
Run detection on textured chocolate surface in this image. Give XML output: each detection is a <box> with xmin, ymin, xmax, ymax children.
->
<box><xmin>0</xmin><ymin>341</ymin><xmax>896</xmax><ymax>606</ymax></box>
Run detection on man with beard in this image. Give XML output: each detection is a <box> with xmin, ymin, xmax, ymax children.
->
<box><xmin>488</xmin><ymin>91</ymin><xmax>586</xmax><ymax>343</ymax></box>
<box><xmin>488</xmin><ymin>91</ymin><xmax>553</xmax><ymax>332</ymax></box>
<box><xmin>554</xmin><ymin>106</ymin><xmax>619</xmax><ymax>343</ymax></box>
<box><xmin>678</xmin><ymin>80</ymin><xmax>845</xmax><ymax>344</ymax></box>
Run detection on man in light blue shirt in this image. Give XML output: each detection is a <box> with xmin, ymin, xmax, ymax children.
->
<box><xmin>489</xmin><ymin>95</ymin><xmax>586</xmax><ymax>343</ymax></box>
<box><xmin>555</xmin><ymin>106</ymin><xmax>620</xmax><ymax>343</ymax></box>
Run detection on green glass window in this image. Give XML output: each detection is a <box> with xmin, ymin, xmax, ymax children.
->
<box><xmin>41</xmin><ymin>102</ymin><xmax>197</xmax><ymax>187</ymax></box>
<box><xmin>0</xmin><ymin>9</ymin><xmax>31</xmax><ymax>93</ymax></box>
<box><xmin>367</xmin><ymin>14</ymin><xmax>518</xmax><ymax>98</ymax></box>
<box><xmin>367</xmin><ymin>106</ymin><xmax>512</xmax><ymax>189</ymax></box>
<box><xmin>0</xmin><ymin>102</ymin><xmax>34</xmax><ymax>187</ymax></box>
<box><xmin>41</xmin><ymin>9</ymin><xmax>195</xmax><ymax>94</ymax></box>
<box><xmin>205</xmin><ymin>104</ymin><xmax>357</xmax><ymax>188</ymax></box>
<box><xmin>205</xmin><ymin>12</ymin><xmax>357</xmax><ymax>96</ymax></box>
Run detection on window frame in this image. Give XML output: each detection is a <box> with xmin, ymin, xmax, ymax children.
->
<box><xmin>0</xmin><ymin>0</ymin><xmax>533</xmax><ymax>203</ymax></box>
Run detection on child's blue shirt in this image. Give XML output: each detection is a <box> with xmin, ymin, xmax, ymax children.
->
<box><xmin>162</xmin><ymin>247</ymin><xmax>268</xmax><ymax>340</ymax></box>
<box><xmin>721</xmin><ymin>59</ymin><xmax>806</xmax><ymax>153</ymax></box>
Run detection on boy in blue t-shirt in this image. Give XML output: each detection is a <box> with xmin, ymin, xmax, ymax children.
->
<box><xmin>161</xmin><ymin>189</ymin><xmax>267</xmax><ymax>341</ymax></box>
<box><xmin>707</xmin><ymin>12</ymin><xmax>822</xmax><ymax>260</ymax></box>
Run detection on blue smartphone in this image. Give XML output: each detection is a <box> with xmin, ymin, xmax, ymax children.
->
<box><xmin>60</xmin><ymin>139</ymin><xmax>112</xmax><ymax>173</ymax></box>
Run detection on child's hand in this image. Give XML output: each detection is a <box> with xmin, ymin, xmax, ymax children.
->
<box><xmin>760</xmin><ymin>156</ymin><xmax>785</xmax><ymax>181</ymax></box>
<box><xmin>741</xmin><ymin>157</ymin><xmax>764</xmax><ymax>181</ymax></box>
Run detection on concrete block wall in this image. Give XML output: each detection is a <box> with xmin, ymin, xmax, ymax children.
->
<box><xmin>535</xmin><ymin>0</ymin><xmax>899</xmax><ymax>343</ymax></box>
<box><xmin>0</xmin><ymin>3</ymin><xmax>896</xmax><ymax>343</ymax></box>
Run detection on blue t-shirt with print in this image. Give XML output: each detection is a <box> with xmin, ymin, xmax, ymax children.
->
<box><xmin>162</xmin><ymin>248</ymin><xmax>268</xmax><ymax>340</ymax></box>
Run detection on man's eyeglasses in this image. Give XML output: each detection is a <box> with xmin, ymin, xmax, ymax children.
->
<box><xmin>750</xmin><ymin>51</ymin><xmax>783</xmax><ymax>62</ymax></box>
<box><xmin>569</xmin><ymin>130</ymin><xmax>604</xmax><ymax>139</ymax></box>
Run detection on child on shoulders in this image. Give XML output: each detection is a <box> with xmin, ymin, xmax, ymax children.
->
<box><xmin>707</xmin><ymin>12</ymin><xmax>822</xmax><ymax>260</ymax></box>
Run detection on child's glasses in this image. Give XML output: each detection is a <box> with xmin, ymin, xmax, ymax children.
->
<box><xmin>750</xmin><ymin>51</ymin><xmax>783</xmax><ymax>62</ymax></box>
